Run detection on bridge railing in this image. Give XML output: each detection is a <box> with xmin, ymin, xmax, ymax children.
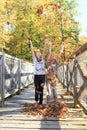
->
<box><xmin>58</xmin><ymin>50</ymin><xmax>87</xmax><ymax>110</ymax></box>
<box><xmin>0</xmin><ymin>52</ymin><xmax>34</xmax><ymax>106</ymax></box>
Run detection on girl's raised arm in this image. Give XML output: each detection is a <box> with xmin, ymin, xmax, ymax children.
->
<box><xmin>29</xmin><ymin>40</ymin><xmax>35</xmax><ymax>58</ymax></box>
<box><xmin>42</xmin><ymin>41</ymin><xmax>46</xmax><ymax>58</ymax></box>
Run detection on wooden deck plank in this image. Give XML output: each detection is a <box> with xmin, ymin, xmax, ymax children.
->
<box><xmin>0</xmin><ymin>120</ymin><xmax>87</xmax><ymax>125</ymax></box>
<box><xmin>0</xmin><ymin>124</ymin><xmax>87</xmax><ymax>129</ymax></box>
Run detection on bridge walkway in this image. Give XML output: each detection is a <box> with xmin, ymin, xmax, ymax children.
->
<box><xmin>0</xmin><ymin>83</ymin><xmax>87</xmax><ymax>130</ymax></box>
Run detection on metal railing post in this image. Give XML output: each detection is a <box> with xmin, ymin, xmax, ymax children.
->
<box><xmin>66</xmin><ymin>64</ymin><xmax>69</xmax><ymax>92</ymax></box>
<box><xmin>18</xmin><ymin>60</ymin><xmax>21</xmax><ymax>94</ymax></box>
<box><xmin>1</xmin><ymin>52</ymin><xmax>5</xmax><ymax>106</ymax></box>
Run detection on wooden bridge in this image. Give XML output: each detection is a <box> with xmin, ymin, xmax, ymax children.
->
<box><xmin>0</xmin><ymin>44</ymin><xmax>87</xmax><ymax>130</ymax></box>
<box><xmin>0</xmin><ymin>83</ymin><xmax>87</xmax><ymax>130</ymax></box>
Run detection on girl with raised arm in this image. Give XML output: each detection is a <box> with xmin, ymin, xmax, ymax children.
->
<box><xmin>46</xmin><ymin>41</ymin><xmax>58</xmax><ymax>104</ymax></box>
<box><xmin>29</xmin><ymin>40</ymin><xmax>46</xmax><ymax>105</ymax></box>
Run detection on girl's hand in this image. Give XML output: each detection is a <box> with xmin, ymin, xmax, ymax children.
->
<box><xmin>28</xmin><ymin>40</ymin><xmax>32</xmax><ymax>48</ymax></box>
<box><xmin>29</xmin><ymin>40</ymin><xmax>32</xmax><ymax>44</ymax></box>
<box><xmin>48</xmin><ymin>41</ymin><xmax>52</xmax><ymax>46</ymax></box>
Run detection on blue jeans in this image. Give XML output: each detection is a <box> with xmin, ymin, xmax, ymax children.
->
<box><xmin>46</xmin><ymin>76</ymin><xmax>57</xmax><ymax>99</ymax></box>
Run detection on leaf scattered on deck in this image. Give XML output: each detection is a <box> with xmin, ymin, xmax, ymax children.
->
<box><xmin>22</xmin><ymin>102</ymin><xmax>68</xmax><ymax>119</ymax></box>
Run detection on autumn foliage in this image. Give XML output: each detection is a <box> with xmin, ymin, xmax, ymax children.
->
<box><xmin>0</xmin><ymin>0</ymin><xmax>81</xmax><ymax>61</ymax></box>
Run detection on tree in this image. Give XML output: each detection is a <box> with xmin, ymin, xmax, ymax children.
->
<box><xmin>0</xmin><ymin>0</ymin><xmax>80</xmax><ymax>62</ymax></box>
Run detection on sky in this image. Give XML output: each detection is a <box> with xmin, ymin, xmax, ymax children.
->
<box><xmin>75</xmin><ymin>0</ymin><xmax>87</xmax><ymax>37</ymax></box>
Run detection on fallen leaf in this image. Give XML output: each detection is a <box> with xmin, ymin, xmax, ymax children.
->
<box><xmin>22</xmin><ymin>101</ymin><xmax>68</xmax><ymax>119</ymax></box>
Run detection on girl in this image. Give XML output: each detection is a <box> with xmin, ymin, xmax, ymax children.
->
<box><xmin>29</xmin><ymin>40</ymin><xmax>46</xmax><ymax>105</ymax></box>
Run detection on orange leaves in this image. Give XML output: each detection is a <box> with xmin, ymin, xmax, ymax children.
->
<box><xmin>22</xmin><ymin>102</ymin><xmax>68</xmax><ymax>119</ymax></box>
<box><xmin>57</xmin><ymin>4</ymin><xmax>61</xmax><ymax>9</ymax></box>
<box><xmin>36</xmin><ymin>90</ymin><xmax>42</xmax><ymax>94</ymax></box>
<box><xmin>37</xmin><ymin>3</ymin><xmax>61</xmax><ymax>16</ymax></box>
<box><xmin>71</xmin><ymin>32</ymin><xmax>76</xmax><ymax>38</ymax></box>
<box><xmin>64</xmin><ymin>61</ymin><xmax>69</xmax><ymax>65</ymax></box>
<box><xmin>37</xmin><ymin>6</ymin><xmax>43</xmax><ymax>15</ymax></box>
<box><xmin>64</xmin><ymin>91</ymin><xmax>71</xmax><ymax>95</ymax></box>
<box><xmin>40</xmin><ymin>83</ymin><xmax>44</xmax><ymax>87</ymax></box>
<box><xmin>2</xmin><ymin>117</ymin><xmax>6</xmax><ymax>120</ymax></box>
<box><xmin>51</xmin><ymin>4</ymin><xmax>61</xmax><ymax>11</ymax></box>
<box><xmin>60</xmin><ymin>95</ymin><xmax>65</xmax><ymax>100</ymax></box>
<box><xmin>52</xmin><ymin>86</ymin><xmax>56</xmax><ymax>90</ymax></box>
<box><xmin>76</xmin><ymin>109</ymin><xmax>83</xmax><ymax>113</ymax></box>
